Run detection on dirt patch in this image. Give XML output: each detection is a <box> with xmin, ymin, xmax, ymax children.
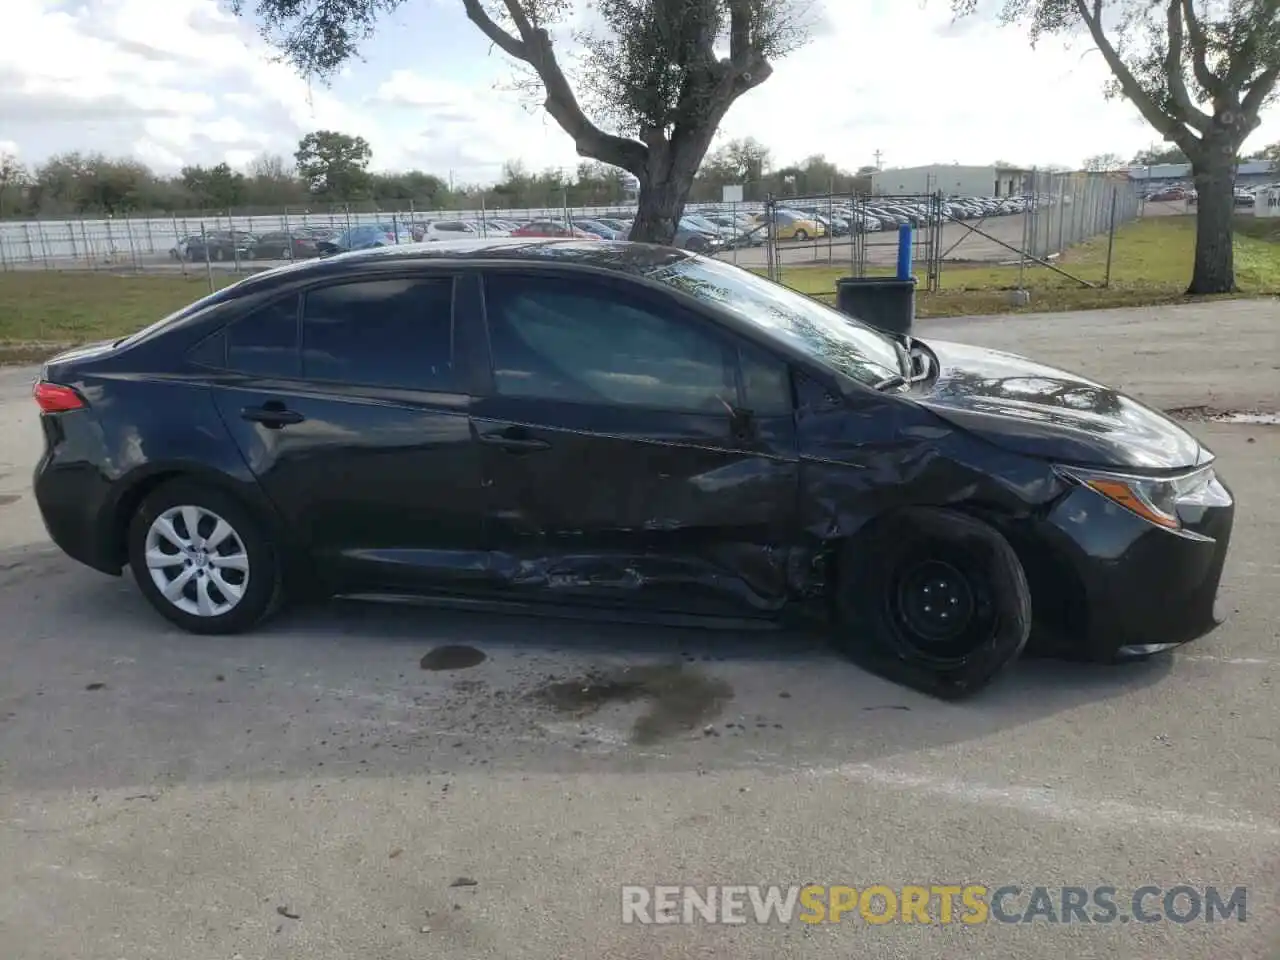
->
<box><xmin>420</xmin><ymin>645</ymin><xmax>487</xmax><ymax>671</ymax></box>
<box><xmin>1165</xmin><ymin>405</ymin><xmax>1280</xmax><ymax>425</ymax></box>
<box><xmin>530</xmin><ymin>663</ymin><xmax>733</xmax><ymax>745</ymax></box>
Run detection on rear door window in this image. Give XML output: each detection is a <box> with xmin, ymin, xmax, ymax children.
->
<box><xmin>224</xmin><ymin>295</ymin><xmax>300</xmax><ymax>378</ymax></box>
<box><xmin>301</xmin><ymin>277</ymin><xmax>456</xmax><ymax>391</ymax></box>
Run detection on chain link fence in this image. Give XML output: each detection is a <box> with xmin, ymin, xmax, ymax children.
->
<box><xmin>757</xmin><ymin>171</ymin><xmax>1142</xmax><ymax>301</ymax></box>
<box><xmin>1019</xmin><ymin>170</ymin><xmax>1141</xmax><ymax>262</ymax></box>
<box><xmin>0</xmin><ymin>170</ymin><xmax>1143</xmax><ymax>298</ymax></box>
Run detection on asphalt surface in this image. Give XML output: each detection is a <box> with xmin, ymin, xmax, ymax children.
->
<box><xmin>0</xmin><ymin>300</ymin><xmax>1277</xmax><ymax>959</ymax></box>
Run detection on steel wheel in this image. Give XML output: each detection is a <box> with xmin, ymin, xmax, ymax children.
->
<box><xmin>144</xmin><ymin>504</ymin><xmax>250</xmax><ymax>618</ymax></box>
<box><xmin>888</xmin><ymin>557</ymin><xmax>989</xmax><ymax>666</ymax></box>
<box><xmin>831</xmin><ymin>507</ymin><xmax>1031</xmax><ymax>700</ymax></box>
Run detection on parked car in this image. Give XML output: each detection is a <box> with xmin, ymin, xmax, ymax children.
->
<box><xmin>250</xmin><ymin>227</ymin><xmax>330</xmax><ymax>260</ymax></box>
<box><xmin>184</xmin><ymin>231</ymin><xmax>257</xmax><ymax>262</ymax></box>
<box><xmin>753</xmin><ymin>210</ymin><xmax>824</xmax><ymax>241</ymax></box>
<box><xmin>316</xmin><ymin>224</ymin><xmax>411</xmax><ymax>255</ymax></box>
<box><xmin>510</xmin><ymin>220</ymin><xmax>600</xmax><ymax>239</ymax></box>
<box><xmin>681</xmin><ymin>214</ymin><xmax>735</xmax><ymax>242</ymax></box>
<box><xmin>593</xmin><ymin>217</ymin><xmax>632</xmax><ymax>236</ymax></box>
<box><xmin>414</xmin><ymin>219</ymin><xmax>511</xmax><ymax>241</ymax></box>
<box><xmin>168</xmin><ymin>235</ymin><xmax>201</xmax><ymax>261</ymax></box>
<box><xmin>31</xmin><ymin>238</ymin><xmax>1235</xmax><ymax>699</ymax></box>
<box><xmin>573</xmin><ymin>219</ymin><xmax>625</xmax><ymax>240</ymax></box>
<box><xmin>674</xmin><ymin>223</ymin><xmax>724</xmax><ymax>253</ymax></box>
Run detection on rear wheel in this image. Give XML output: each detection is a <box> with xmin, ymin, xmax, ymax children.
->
<box><xmin>794</xmin><ymin>229</ymin><xmax>809</xmax><ymax>241</ymax></box>
<box><xmin>127</xmin><ymin>480</ymin><xmax>282</xmax><ymax>635</ymax></box>
<box><xmin>831</xmin><ymin>508</ymin><xmax>1031</xmax><ymax>699</ymax></box>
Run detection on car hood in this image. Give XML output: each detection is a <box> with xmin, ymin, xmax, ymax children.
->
<box><xmin>915</xmin><ymin>339</ymin><xmax>1207</xmax><ymax>470</ymax></box>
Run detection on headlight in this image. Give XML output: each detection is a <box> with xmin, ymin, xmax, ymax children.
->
<box><xmin>1056</xmin><ymin>464</ymin><xmax>1221</xmax><ymax>530</ymax></box>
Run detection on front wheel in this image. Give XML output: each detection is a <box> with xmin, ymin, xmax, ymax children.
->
<box><xmin>794</xmin><ymin>229</ymin><xmax>809</xmax><ymax>241</ymax></box>
<box><xmin>831</xmin><ymin>508</ymin><xmax>1031</xmax><ymax>699</ymax></box>
<box><xmin>128</xmin><ymin>480</ymin><xmax>282</xmax><ymax>635</ymax></box>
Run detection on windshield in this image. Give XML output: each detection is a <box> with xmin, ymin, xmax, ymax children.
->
<box><xmin>645</xmin><ymin>255</ymin><xmax>903</xmax><ymax>387</ymax></box>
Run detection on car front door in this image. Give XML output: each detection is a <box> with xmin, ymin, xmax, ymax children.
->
<box><xmin>203</xmin><ymin>271</ymin><xmax>490</xmax><ymax>594</ymax></box>
<box><xmin>470</xmin><ymin>269</ymin><xmax>800</xmax><ymax>617</ymax></box>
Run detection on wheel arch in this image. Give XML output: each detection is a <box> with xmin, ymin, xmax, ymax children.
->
<box><xmin>819</xmin><ymin>500</ymin><xmax>1024</xmax><ymax>612</ymax></box>
<box><xmin>825</xmin><ymin>501</ymin><xmax>1089</xmax><ymax>651</ymax></box>
<box><xmin>825</xmin><ymin>501</ymin><xmax>1034</xmax><ymax>699</ymax></box>
<box><xmin>104</xmin><ymin>463</ymin><xmax>284</xmax><ymax>570</ymax></box>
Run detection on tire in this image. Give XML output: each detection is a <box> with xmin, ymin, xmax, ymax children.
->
<box><xmin>831</xmin><ymin>507</ymin><xmax>1031</xmax><ymax>700</ymax></box>
<box><xmin>794</xmin><ymin>229</ymin><xmax>809</xmax><ymax>242</ymax></box>
<box><xmin>127</xmin><ymin>479</ymin><xmax>283</xmax><ymax>635</ymax></box>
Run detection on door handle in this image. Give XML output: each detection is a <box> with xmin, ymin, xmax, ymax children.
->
<box><xmin>478</xmin><ymin>427</ymin><xmax>550</xmax><ymax>452</ymax></box>
<box><xmin>241</xmin><ymin>403</ymin><xmax>305</xmax><ymax>428</ymax></box>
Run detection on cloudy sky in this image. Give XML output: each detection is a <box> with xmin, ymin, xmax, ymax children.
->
<box><xmin>2</xmin><ymin>0</ymin><xmax>1278</xmax><ymax>184</ymax></box>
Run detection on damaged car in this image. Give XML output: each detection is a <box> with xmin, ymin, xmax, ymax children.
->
<box><xmin>31</xmin><ymin>239</ymin><xmax>1234</xmax><ymax>698</ymax></box>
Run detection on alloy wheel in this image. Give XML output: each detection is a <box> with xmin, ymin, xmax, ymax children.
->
<box><xmin>144</xmin><ymin>505</ymin><xmax>250</xmax><ymax>618</ymax></box>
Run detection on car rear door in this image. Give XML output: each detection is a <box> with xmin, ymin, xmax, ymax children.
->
<box><xmin>469</xmin><ymin>268</ymin><xmax>800</xmax><ymax>617</ymax></box>
<box><xmin>202</xmin><ymin>269</ymin><xmax>490</xmax><ymax>594</ymax></box>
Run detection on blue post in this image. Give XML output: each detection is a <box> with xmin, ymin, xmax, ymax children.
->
<box><xmin>896</xmin><ymin>223</ymin><xmax>913</xmax><ymax>280</ymax></box>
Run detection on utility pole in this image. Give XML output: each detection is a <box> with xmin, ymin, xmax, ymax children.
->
<box><xmin>873</xmin><ymin>149</ymin><xmax>884</xmax><ymax>170</ymax></box>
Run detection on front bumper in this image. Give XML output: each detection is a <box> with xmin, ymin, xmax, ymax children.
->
<box><xmin>1019</xmin><ymin>475</ymin><xmax>1234</xmax><ymax>661</ymax></box>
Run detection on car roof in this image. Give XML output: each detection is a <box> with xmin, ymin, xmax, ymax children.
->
<box><xmin>129</xmin><ymin>237</ymin><xmax>861</xmax><ymax>389</ymax></box>
<box><xmin>225</xmin><ymin>238</ymin><xmax>696</xmax><ymax>295</ymax></box>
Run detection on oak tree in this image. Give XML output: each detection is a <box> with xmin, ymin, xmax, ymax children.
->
<box><xmin>232</xmin><ymin>0</ymin><xmax>809</xmax><ymax>244</ymax></box>
<box><xmin>956</xmin><ymin>0</ymin><xmax>1280</xmax><ymax>293</ymax></box>
<box><xmin>294</xmin><ymin>130</ymin><xmax>373</xmax><ymax>199</ymax></box>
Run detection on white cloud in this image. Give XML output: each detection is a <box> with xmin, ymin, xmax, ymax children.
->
<box><xmin>0</xmin><ymin>0</ymin><xmax>1275</xmax><ymax>185</ymax></box>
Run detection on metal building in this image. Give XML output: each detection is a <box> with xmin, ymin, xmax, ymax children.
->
<box><xmin>871</xmin><ymin>164</ymin><xmax>1029</xmax><ymax>198</ymax></box>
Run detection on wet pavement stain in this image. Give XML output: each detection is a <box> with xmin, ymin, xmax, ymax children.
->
<box><xmin>0</xmin><ymin>494</ymin><xmax>19</xmax><ymax>507</ymax></box>
<box><xmin>531</xmin><ymin>664</ymin><xmax>733</xmax><ymax>745</ymax></box>
<box><xmin>420</xmin><ymin>645</ymin><xmax>487</xmax><ymax>671</ymax></box>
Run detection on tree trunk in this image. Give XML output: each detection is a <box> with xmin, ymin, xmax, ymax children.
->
<box><xmin>1187</xmin><ymin>150</ymin><xmax>1238</xmax><ymax>295</ymax></box>
<box><xmin>628</xmin><ymin>174</ymin><xmax>691</xmax><ymax>245</ymax></box>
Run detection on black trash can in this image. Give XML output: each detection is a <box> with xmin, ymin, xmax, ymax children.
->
<box><xmin>835</xmin><ymin>276</ymin><xmax>916</xmax><ymax>338</ymax></box>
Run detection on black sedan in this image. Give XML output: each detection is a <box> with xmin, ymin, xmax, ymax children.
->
<box><xmin>250</xmin><ymin>227</ymin><xmax>328</xmax><ymax>260</ymax></box>
<box><xmin>184</xmin><ymin>230</ymin><xmax>256</xmax><ymax>262</ymax></box>
<box><xmin>30</xmin><ymin>240</ymin><xmax>1234</xmax><ymax>698</ymax></box>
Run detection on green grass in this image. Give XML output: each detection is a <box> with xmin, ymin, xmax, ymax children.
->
<box><xmin>0</xmin><ymin>215</ymin><xmax>1277</xmax><ymax>363</ymax></box>
<box><xmin>772</xmin><ymin>215</ymin><xmax>1280</xmax><ymax>317</ymax></box>
<box><xmin>0</xmin><ymin>272</ymin><xmax>238</xmax><ymax>348</ymax></box>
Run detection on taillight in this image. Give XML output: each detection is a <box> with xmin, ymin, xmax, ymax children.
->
<box><xmin>33</xmin><ymin>381</ymin><xmax>86</xmax><ymax>413</ymax></box>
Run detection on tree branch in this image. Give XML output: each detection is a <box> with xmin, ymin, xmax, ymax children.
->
<box><xmin>1074</xmin><ymin>0</ymin><xmax>1191</xmax><ymax>146</ymax></box>
<box><xmin>460</xmin><ymin>0</ymin><xmax>526</xmax><ymax>59</ymax></box>
<box><xmin>1242</xmin><ymin>62</ymin><xmax>1280</xmax><ymax>116</ymax></box>
<box><xmin>463</xmin><ymin>0</ymin><xmax>648</xmax><ymax>175</ymax></box>
<box><xmin>1164</xmin><ymin>0</ymin><xmax>1212</xmax><ymax>131</ymax></box>
<box><xmin>728</xmin><ymin>0</ymin><xmax>752</xmax><ymax>63</ymax></box>
<box><xmin>1224</xmin><ymin>0</ymin><xmax>1280</xmax><ymax>91</ymax></box>
<box><xmin>1180</xmin><ymin>0</ymin><xmax>1225</xmax><ymax>99</ymax></box>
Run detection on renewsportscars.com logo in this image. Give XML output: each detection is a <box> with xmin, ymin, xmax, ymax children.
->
<box><xmin>621</xmin><ymin>885</ymin><xmax>1248</xmax><ymax>925</ymax></box>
